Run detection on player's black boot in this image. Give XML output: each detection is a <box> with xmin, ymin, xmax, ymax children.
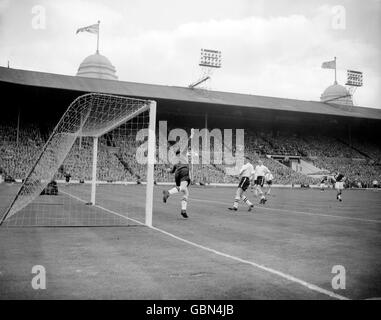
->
<box><xmin>163</xmin><ymin>190</ymin><xmax>170</xmax><ymax>203</ymax></box>
<box><xmin>228</xmin><ymin>207</ymin><xmax>237</xmax><ymax>211</ymax></box>
<box><xmin>181</xmin><ymin>210</ymin><xmax>188</xmax><ymax>218</ymax></box>
<box><xmin>248</xmin><ymin>204</ymin><xmax>254</xmax><ymax>212</ymax></box>
<box><xmin>259</xmin><ymin>197</ymin><xmax>267</xmax><ymax>204</ymax></box>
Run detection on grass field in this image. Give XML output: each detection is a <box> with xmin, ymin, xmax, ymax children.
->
<box><xmin>0</xmin><ymin>183</ymin><xmax>380</xmax><ymax>300</ymax></box>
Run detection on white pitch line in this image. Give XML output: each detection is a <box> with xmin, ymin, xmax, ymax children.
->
<box><xmin>61</xmin><ymin>189</ymin><xmax>349</xmax><ymax>300</ymax></box>
<box><xmin>191</xmin><ymin>197</ymin><xmax>381</xmax><ymax>224</ymax></box>
<box><xmin>148</xmin><ymin>224</ymin><xmax>349</xmax><ymax>300</ymax></box>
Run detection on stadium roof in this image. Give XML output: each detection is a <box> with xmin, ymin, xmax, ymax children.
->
<box><xmin>1</xmin><ymin>66</ymin><xmax>381</xmax><ymax>120</ymax></box>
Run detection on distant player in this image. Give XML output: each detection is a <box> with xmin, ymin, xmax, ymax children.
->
<box><xmin>64</xmin><ymin>172</ymin><xmax>71</xmax><ymax>185</ymax></box>
<box><xmin>254</xmin><ymin>160</ymin><xmax>270</xmax><ymax>204</ymax></box>
<box><xmin>333</xmin><ymin>171</ymin><xmax>346</xmax><ymax>201</ymax></box>
<box><xmin>264</xmin><ymin>171</ymin><xmax>274</xmax><ymax>196</ymax></box>
<box><xmin>162</xmin><ymin>150</ymin><xmax>190</xmax><ymax>218</ymax></box>
<box><xmin>228</xmin><ymin>158</ymin><xmax>254</xmax><ymax>212</ymax></box>
<box><xmin>320</xmin><ymin>176</ymin><xmax>328</xmax><ymax>191</ymax></box>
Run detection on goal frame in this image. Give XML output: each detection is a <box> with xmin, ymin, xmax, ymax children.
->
<box><xmin>87</xmin><ymin>100</ymin><xmax>156</xmax><ymax>227</ymax></box>
<box><xmin>0</xmin><ymin>94</ymin><xmax>157</xmax><ymax>228</ymax></box>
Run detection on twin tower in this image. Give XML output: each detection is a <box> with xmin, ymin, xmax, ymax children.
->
<box><xmin>76</xmin><ymin>52</ymin><xmax>118</xmax><ymax>80</ymax></box>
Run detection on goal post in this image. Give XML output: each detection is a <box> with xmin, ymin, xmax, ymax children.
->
<box><xmin>0</xmin><ymin>93</ymin><xmax>157</xmax><ymax>227</ymax></box>
<box><xmin>90</xmin><ymin>136</ymin><xmax>99</xmax><ymax>205</ymax></box>
<box><xmin>145</xmin><ymin>101</ymin><xmax>156</xmax><ymax>227</ymax></box>
<box><xmin>87</xmin><ymin>100</ymin><xmax>156</xmax><ymax>227</ymax></box>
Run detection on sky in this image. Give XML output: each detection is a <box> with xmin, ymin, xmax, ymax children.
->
<box><xmin>0</xmin><ymin>0</ymin><xmax>380</xmax><ymax>108</ymax></box>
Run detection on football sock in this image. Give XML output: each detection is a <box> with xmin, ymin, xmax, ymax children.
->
<box><xmin>233</xmin><ymin>196</ymin><xmax>240</xmax><ymax>209</ymax></box>
<box><xmin>181</xmin><ymin>198</ymin><xmax>187</xmax><ymax>210</ymax></box>
<box><xmin>241</xmin><ymin>195</ymin><xmax>253</xmax><ymax>206</ymax></box>
<box><xmin>169</xmin><ymin>187</ymin><xmax>179</xmax><ymax>195</ymax></box>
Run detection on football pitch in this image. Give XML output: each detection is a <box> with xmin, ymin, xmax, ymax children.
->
<box><xmin>0</xmin><ymin>183</ymin><xmax>380</xmax><ymax>300</ymax></box>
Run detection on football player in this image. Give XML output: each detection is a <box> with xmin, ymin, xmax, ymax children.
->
<box><xmin>163</xmin><ymin>150</ymin><xmax>191</xmax><ymax>218</ymax></box>
<box><xmin>228</xmin><ymin>158</ymin><xmax>255</xmax><ymax>212</ymax></box>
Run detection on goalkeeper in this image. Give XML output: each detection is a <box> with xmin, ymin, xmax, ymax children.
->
<box><xmin>163</xmin><ymin>149</ymin><xmax>190</xmax><ymax>218</ymax></box>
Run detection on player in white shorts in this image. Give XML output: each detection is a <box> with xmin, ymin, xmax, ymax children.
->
<box><xmin>254</xmin><ymin>160</ymin><xmax>270</xmax><ymax>204</ymax></box>
<box><xmin>333</xmin><ymin>171</ymin><xmax>345</xmax><ymax>201</ymax></box>
<box><xmin>264</xmin><ymin>172</ymin><xmax>274</xmax><ymax>196</ymax></box>
<box><xmin>228</xmin><ymin>159</ymin><xmax>254</xmax><ymax>212</ymax></box>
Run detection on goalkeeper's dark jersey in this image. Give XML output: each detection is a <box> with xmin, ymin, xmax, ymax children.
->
<box><xmin>170</xmin><ymin>163</ymin><xmax>190</xmax><ymax>186</ymax></box>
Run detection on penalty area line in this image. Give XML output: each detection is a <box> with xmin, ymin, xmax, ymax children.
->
<box><xmin>62</xmin><ymin>190</ymin><xmax>349</xmax><ymax>300</ymax></box>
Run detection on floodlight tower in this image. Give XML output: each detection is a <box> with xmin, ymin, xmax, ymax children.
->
<box><xmin>345</xmin><ymin>69</ymin><xmax>363</xmax><ymax>103</ymax></box>
<box><xmin>188</xmin><ymin>49</ymin><xmax>221</xmax><ymax>183</ymax></box>
<box><xmin>189</xmin><ymin>48</ymin><xmax>222</xmax><ymax>89</ymax></box>
<box><xmin>344</xmin><ymin>70</ymin><xmax>363</xmax><ymax>145</ymax></box>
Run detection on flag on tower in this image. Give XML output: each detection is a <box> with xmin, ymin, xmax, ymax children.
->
<box><xmin>321</xmin><ymin>59</ymin><xmax>336</xmax><ymax>69</ymax></box>
<box><xmin>76</xmin><ymin>23</ymin><xmax>99</xmax><ymax>34</ymax></box>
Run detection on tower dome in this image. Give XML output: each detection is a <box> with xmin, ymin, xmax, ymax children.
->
<box><xmin>320</xmin><ymin>83</ymin><xmax>353</xmax><ymax>106</ymax></box>
<box><xmin>76</xmin><ymin>53</ymin><xmax>118</xmax><ymax>80</ymax></box>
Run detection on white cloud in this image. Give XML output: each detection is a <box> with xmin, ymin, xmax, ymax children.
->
<box><xmin>0</xmin><ymin>0</ymin><xmax>9</xmax><ymax>12</ymax></box>
<box><xmin>108</xmin><ymin>13</ymin><xmax>380</xmax><ymax>107</ymax></box>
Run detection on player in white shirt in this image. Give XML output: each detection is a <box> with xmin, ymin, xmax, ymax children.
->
<box><xmin>254</xmin><ymin>160</ymin><xmax>270</xmax><ymax>204</ymax></box>
<box><xmin>228</xmin><ymin>159</ymin><xmax>254</xmax><ymax>212</ymax></box>
<box><xmin>264</xmin><ymin>171</ymin><xmax>274</xmax><ymax>196</ymax></box>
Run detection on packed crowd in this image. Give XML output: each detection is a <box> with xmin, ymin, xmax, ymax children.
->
<box><xmin>0</xmin><ymin>123</ymin><xmax>380</xmax><ymax>187</ymax></box>
<box><xmin>247</xmin><ymin>130</ymin><xmax>363</xmax><ymax>158</ymax></box>
<box><xmin>312</xmin><ymin>157</ymin><xmax>381</xmax><ymax>188</ymax></box>
<box><xmin>346</xmin><ymin>138</ymin><xmax>381</xmax><ymax>163</ymax></box>
<box><xmin>0</xmin><ymin>123</ymin><xmax>43</xmax><ymax>179</ymax></box>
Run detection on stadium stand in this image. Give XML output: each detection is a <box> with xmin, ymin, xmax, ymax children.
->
<box><xmin>0</xmin><ymin>67</ymin><xmax>380</xmax><ymax>188</ymax></box>
<box><xmin>1</xmin><ymin>122</ymin><xmax>380</xmax><ymax>187</ymax></box>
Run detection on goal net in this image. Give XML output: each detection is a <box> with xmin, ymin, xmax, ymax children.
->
<box><xmin>0</xmin><ymin>93</ymin><xmax>156</xmax><ymax>227</ymax></box>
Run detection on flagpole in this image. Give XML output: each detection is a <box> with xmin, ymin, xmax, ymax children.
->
<box><xmin>334</xmin><ymin>56</ymin><xmax>337</xmax><ymax>84</ymax></box>
<box><xmin>96</xmin><ymin>20</ymin><xmax>100</xmax><ymax>54</ymax></box>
